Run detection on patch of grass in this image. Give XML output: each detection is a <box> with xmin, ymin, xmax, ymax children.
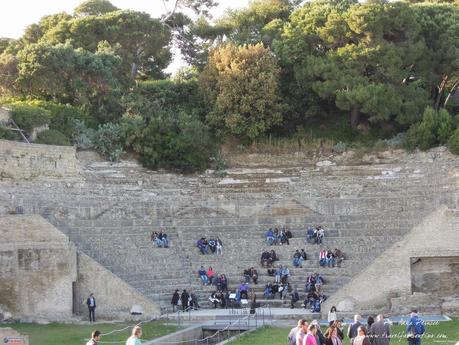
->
<box><xmin>229</xmin><ymin>319</ymin><xmax>459</xmax><ymax>345</ymax></box>
<box><xmin>2</xmin><ymin>320</ymin><xmax>178</xmax><ymax>345</ymax></box>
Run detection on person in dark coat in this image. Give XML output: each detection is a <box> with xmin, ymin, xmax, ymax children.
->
<box><xmin>171</xmin><ymin>290</ymin><xmax>180</xmax><ymax>311</ymax></box>
<box><xmin>369</xmin><ymin>314</ymin><xmax>391</xmax><ymax>345</ymax></box>
<box><xmin>348</xmin><ymin>315</ymin><xmax>363</xmax><ymax>344</ymax></box>
<box><xmin>180</xmin><ymin>289</ymin><xmax>189</xmax><ymax>311</ymax></box>
<box><xmin>86</xmin><ymin>293</ymin><xmax>96</xmax><ymax>322</ymax></box>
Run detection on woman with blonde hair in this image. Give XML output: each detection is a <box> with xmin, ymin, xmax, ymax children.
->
<box><xmin>126</xmin><ymin>325</ymin><xmax>142</xmax><ymax>345</ymax></box>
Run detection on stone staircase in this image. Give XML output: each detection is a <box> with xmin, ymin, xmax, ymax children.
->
<box><xmin>0</xmin><ymin>150</ymin><xmax>457</xmax><ymax>313</ymax></box>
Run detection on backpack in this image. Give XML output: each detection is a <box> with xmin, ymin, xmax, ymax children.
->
<box><xmin>414</xmin><ymin>320</ymin><xmax>425</xmax><ymax>335</ymax></box>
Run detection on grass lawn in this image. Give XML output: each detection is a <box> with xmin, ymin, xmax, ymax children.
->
<box><xmin>2</xmin><ymin>320</ymin><xmax>178</xmax><ymax>345</ymax></box>
<box><xmin>229</xmin><ymin>319</ymin><xmax>459</xmax><ymax>345</ymax></box>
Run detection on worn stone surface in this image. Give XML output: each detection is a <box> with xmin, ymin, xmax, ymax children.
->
<box><xmin>0</xmin><ymin>215</ymin><xmax>160</xmax><ymax>321</ymax></box>
<box><xmin>0</xmin><ymin>142</ymin><xmax>458</xmax><ymax>315</ymax></box>
<box><xmin>322</xmin><ymin>207</ymin><xmax>459</xmax><ymax>315</ymax></box>
<box><xmin>76</xmin><ymin>252</ymin><xmax>160</xmax><ymax>320</ymax></box>
<box><xmin>411</xmin><ymin>256</ymin><xmax>459</xmax><ymax>296</ymax></box>
<box><xmin>0</xmin><ymin>215</ymin><xmax>77</xmax><ymax>321</ymax></box>
<box><xmin>0</xmin><ymin>139</ymin><xmax>80</xmax><ymax>180</ymax></box>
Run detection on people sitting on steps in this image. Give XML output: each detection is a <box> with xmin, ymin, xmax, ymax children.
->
<box><xmin>293</xmin><ymin>249</ymin><xmax>304</xmax><ymax>267</ymax></box>
<box><xmin>326</xmin><ymin>249</ymin><xmax>336</xmax><ymax>267</ymax></box>
<box><xmin>275</xmin><ymin>264</ymin><xmax>283</xmax><ymax>283</ymax></box>
<box><xmin>208</xmin><ymin>238</ymin><xmax>217</xmax><ymax>253</ymax></box>
<box><xmin>263</xmin><ymin>283</ymin><xmax>274</xmax><ymax>299</ymax></box>
<box><xmin>265</xmin><ymin>227</ymin><xmax>275</xmax><ymax>245</ymax></box>
<box><xmin>207</xmin><ymin>266</ymin><xmax>216</xmax><ymax>285</ymax></box>
<box><xmin>261</xmin><ymin>250</ymin><xmax>272</xmax><ymax>267</ymax></box>
<box><xmin>197</xmin><ymin>237</ymin><xmax>209</xmax><ymax>254</ymax></box>
<box><xmin>270</xmin><ymin>249</ymin><xmax>279</xmax><ymax>263</ymax></box>
<box><xmin>281</xmin><ymin>265</ymin><xmax>290</xmax><ymax>284</ymax></box>
<box><xmin>239</xmin><ymin>282</ymin><xmax>250</xmax><ymax>300</ymax></box>
<box><xmin>334</xmin><ymin>248</ymin><xmax>345</xmax><ymax>267</ymax></box>
<box><xmin>216</xmin><ymin>238</ymin><xmax>223</xmax><ymax>255</ymax></box>
<box><xmin>316</xmin><ymin>225</ymin><xmax>325</xmax><ymax>244</ymax></box>
<box><xmin>198</xmin><ymin>266</ymin><xmax>208</xmax><ymax>285</ymax></box>
<box><xmin>290</xmin><ymin>287</ymin><xmax>300</xmax><ymax>308</ymax></box>
<box><xmin>209</xmin><ymin>291</ymin><xmax>221</xmax><ymax>309</ymax></box>
<box><xmin>319</xmin><ymin>249</ymin><xmax>328</xmax><ymax>267</ymax></box>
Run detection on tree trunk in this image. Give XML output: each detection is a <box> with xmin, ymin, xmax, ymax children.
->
<box><xmin>350</xmin><ymin>105</ymin><xmax>360</xmax><ymax>130</ymax></box>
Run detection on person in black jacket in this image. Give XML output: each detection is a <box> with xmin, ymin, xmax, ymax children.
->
<box><xmin>171</xmin><ymin>290</ymin><xmax>180</xmax><ymax>311</ymax></box>
<box><xmin>86</xmin><ymin>293</ymin><xmax>96</xmax><ymax>322</ymax></box>
<box><xmin>180</xmin><ymin>289</ymin><xmax>190</xmax><ymax>311</ymax></box>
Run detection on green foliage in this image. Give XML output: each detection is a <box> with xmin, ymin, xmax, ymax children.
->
<box><xmin>13</xmin><ymin>43</ymin><xmax>125</xmax><ymax>122</ymax></box>
<box><xmin>26</xmin><ymin>100</ymin><xmax>92</xmax><ymax>138</ymax></box>
<box><xmin>71</xmin><ymin>119</ymin><xmax>96</xmax><ymax>149</ymax></box>
<box><xmin>42</xmin><ymin>10</ymin><xmax>171</xmax><ymax>79</ymax></box>
<box><xmin>200</xmin><ymin>43</ymin><xmax>283</xmax><ymax>140</ymax></box>
<box><xmin>124</xmin><ymin>79</ymin><xmax>205</xmax><ymax>120</ymax></box>
<box><xmin>74</xmin><ymin>0</ymin><xmax>119</xmax><ymax>16</ymax></box>
<box><xmin>215</xmin><ymin>0</ymin><xmax>294</xmax><ymax>46</ymax></box>
<box><xmin>35</xmin><ymin>129</ymin><xmax>71</xmax><ymax>146</ymax></box>
<box><xmin>273</xmin><ymin>1</ymin><xmax>458</xmax><ymax>133</ymax></box>
<box><xmin>0</xmin><ymin>127</ymin><xmax>21</xmax><ymax>141</ymax></box>
<box><xmin>448</xmin><ymin>127</ymin><xmax>459</xmax><ymax>155</ymax></box>
<box><xmin>128</xmin><ymin>112</ymin><xmax>216</xmax><ymax>172</ymax></box>
<box><xmin>404</xmin><ymin>107</ymin><xmax>453</xmax><ymax>150</ymax></box>
<box><xmin>9</xmin><ymin>102</ymin><xmax>51</xmax><ymax>132</ymax></box>
<box><xmin>93</xmin><ymin>122</ymin><xmax>124</xmax><ymax>161</ymax></box>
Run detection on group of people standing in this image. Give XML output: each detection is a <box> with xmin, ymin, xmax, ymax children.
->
<box><xmin>170</xmin><ymin>289</ymin><xmax>200</xmax><ymax>311</ymax></box>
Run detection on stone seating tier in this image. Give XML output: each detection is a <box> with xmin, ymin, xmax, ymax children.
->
<box><xmin>0</xmin><ymin>149</ymin><xmax>456</xmax><ymax>312</ymax></box>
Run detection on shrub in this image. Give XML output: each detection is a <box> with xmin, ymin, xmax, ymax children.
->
<box><xmin>132</xmin><ymin>111</ymin><xmax>216</xmax><ymax>173</ymax></box>
<box><xmin>0</xmin><ymin>126</ymin><xmax>21</xmax><ymax>141</ymax></box>
<box><xmin>70</xmin><ymin>119</ymin><xmax>96</xmax><ymax>149</ymax></box>
<box><xmin>332</xmin><ymin>141</ymin><xmax>347</xmax><ymax>153</ymax></box>
<box><xmin>9</xmin><ymin>102</ymin><xmax>51</xmax><ymax>132</ymax></box>
<box><xmin>93</xmin><ymin>122</ymin><xmax>124</xmax><ymax>161</ymax></box>
<box><xmin>448</xmin><ymin>128</ymin><xmax>459</xmax><ymax>155</ymax></box>
<box><xmin>436</xmin><ymin>108</ymin><xmax>453</xmax><ymax>143</ymax></box>
<box><xmin>28</xmin><ymin>100</ymin><xmax>92</xmax><ymax>138</ymax></box>
<box><xmin>404</xmin><ymin>107</ymin><xmax>453</xmax><ymax>151</ymax></box>
<box><xmin>35</xmin><ymin>129</ymin><xmax>71</xmax><ymax>146</ymax></box>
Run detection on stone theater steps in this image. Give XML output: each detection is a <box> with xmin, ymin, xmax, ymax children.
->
<box><xmin>1</xmin><ymin>148</ymin><xmax>457</xmax><ymax>313</ymax></box>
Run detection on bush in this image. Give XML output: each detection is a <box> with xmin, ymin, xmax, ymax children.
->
<box><xmin>332</xmin><ymin>141</ymin><xmax>347</xmax><ymax>153</ymax></box>
<box><xmin>132</xmin><ymin>111</ymin><xmax>216</xmax><ymax>173</ymax></box>
<box><xmin>28</xmin><ymin>100</ymin><xmax>92</xmax><ymax>138</ymax></box>
<box><xmin>9</xmin><ymin>102</ymin><xmax>51</xmax><ymax>132</ymax></box>
<box><xmin>35</xmin><ymin>129</ymin><xmax>71</xmax><ymax>146</ymax></box>
<box><xmin>93</xmin><ymin>122</ymin><xmax>124</xmax><ymax>161</ymax></box>
<box><xmin>448</xmin><ymin>128</ymin><xmax>459</xmax><ymax>155</ymax></box>
<box><xmin>0</xmin><ymin>126</ymin><xmax>21</xmax><ymax>140</ymax></box>
<box><xmin>404</xmin><ymin>107</ymin><xmax>453</xmax><ymax>151</ymax></box>
<box><xmin>70</xmin><ymin>119</ymin><xmax>96</xmax><ymax>149</ymax></box>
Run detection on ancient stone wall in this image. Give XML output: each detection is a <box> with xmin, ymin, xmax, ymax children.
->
<box><xmin>322</xmin><ymin>207</ymin><xmax>459</xmax><ymax>315</ymax></box>
<box><xmin>0</xmin><ymin>215</ymin><xmax>77</xmax><ymax>321</ymax></box>
<box><xmin>76</xmin><ymin>252</ymin><xmax>160</xmax><ymax>320</ymax></box>
<box><xmin>0</xmin><ymin>140</ymin><xmax>80</xmax><ymax>180</ymax></box>
<box><xmin>0</xmin><ymin>215</ymin><xmax>160</xmax><ymax>322</ymax></box>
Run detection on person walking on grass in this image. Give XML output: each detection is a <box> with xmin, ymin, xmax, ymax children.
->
<box><xmin>86</xmin><ymin>330</ymin><xmax>101</xmax><ymax>345</ymax></box>
<box><xmin>126</xmin><ymin>326</ymin><xmax>142</xmax><ymax>345</ymax></box>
